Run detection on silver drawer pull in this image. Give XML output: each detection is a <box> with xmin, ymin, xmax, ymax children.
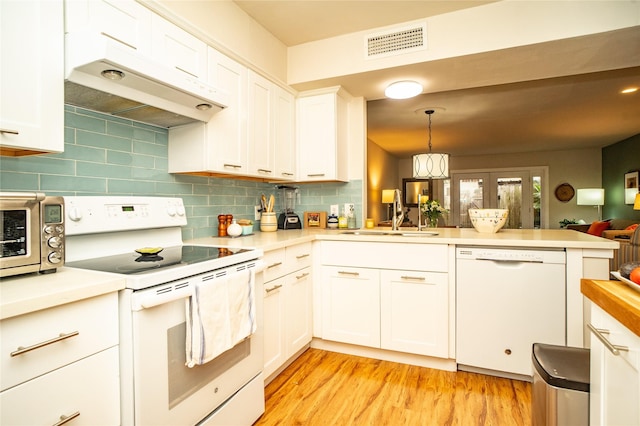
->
<box><xmin>267</xmin><ymin>262</ymin><xmax>283</xmax><ymax>269</ymax></box>
<box><xmin>296</xmin><ymin>254</ymin><xmax>310</xmax><ymax>259</ymax></box>
<box><xmin>257</xmin><ymin>168</ymin><xmax>272</xmax><ymax>173</ymax></box>
<box><xmin>282</xmin><ymin>172</ymin><xmax>294</xmax><ymax>176</ymax></box>
<box><xmin>338</xmin><ymin>271</ymin><xmax>359</xmax><ymax>276</ymax></box>
<box><xmin>53</xmin><ymin>411</ymin><xmax>80</xmax><ymax>426</ymax></box>
<box><xmin>0</xmin><ymin>128</ymin><xmax>20</xmax><ymax>135</ymax></box>
<box><xmin>400</xmin><ymin>276</ymin><xmax>426</xmax><ymax>281</ymax></box>
<box><xmin>588</xmin><ymin>324</ymin><xmax>629</xmax><ymax>356</ymax></box>
<box><xmin>265</xmin><ymin>284</ymin><xmax>283</xmax><ymax>293</ymax></box>
<box><xmin>307</xmin><ymin>173</ymin><xmax>325</xmax><ymax>177</ymax></box>
<box><xmin>11</xmin><ymin>331</ymin><xmax>80</xmax><ymax>357</ymax></box>
<box><xmin>296</xmin><ymin>272</ymin><xmax>310</xmax><ymax>280</ymax></box>
<box><xmin>223</xmin><ymin>163</ymin><xmax>242</xmax><ymax>169</ymax></box>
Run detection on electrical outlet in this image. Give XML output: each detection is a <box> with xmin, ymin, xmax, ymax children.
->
<box><xmin>255</xmin><ymin>205</ymin><xmax>261</xmax><ymax>221</ymax></box>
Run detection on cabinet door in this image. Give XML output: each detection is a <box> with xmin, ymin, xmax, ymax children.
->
<box><xmin>297</xmin><ymin>93</ymin><xmax>335</xmax><ymax>181</ymax></box>
<box><xmin>380</xmin><ymin>270</ymin><xmax>448</xmax><ymax>358</ymax></box>
<box><xmin>274</xmin><ymin>87</ymin><xmax>296</xmax><ymax>180</ymax></box>
<box><xmin>321</xmin><ymin>266</ymin><xmax>380</xmax><ymax>347</ymax></box>
<box><xmin>1</xmin><ymin>347</ymin><xmax>120</xmax><ymax>426</ymax></box>
<box><xmin>247</xmin><ymin>71</ymin><xmax>275</xmax><ymax>178</ymax></box>
<box><xmin>64</xmin><ymin>0</ymin><xmax>152</xmax><ymax>53</ymax></box>
<box><xmin>1</xmin><ymin>0</ymin><xmax>63</xmax><ymax>155</ymax></box>
<box><xmin>151</xmin><ymin>14</ymin><xmax>207</xmax><ymax>80</ymax></box>
<box><xmin>207</xmin><ymin>48</ymin><xmax>248</xmax><ymax>174</ymax></box>
<box><xmin>589</xmin><ymin>303</ymin><xmax>640</xmax><ymax>426</ymax></box>
<box><xmin>263</xmin><ymin>277</ymin><xmax>286</xmax><ymax>379</ymax></box>
<box><xmin>286</xmin><ymin>267</ymin><xmax>313</xmax><ymax>355</ymax></box>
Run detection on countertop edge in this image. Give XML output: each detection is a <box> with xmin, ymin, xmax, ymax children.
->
<box><xmin>581</xmin><ymin>278</ymin><xmax>640</xmax><ymax>337</ymax></box>
<box><xmin>1</xmin><ymin>268</ymin><xmax>126</xmax><ymax>320</ymax></box>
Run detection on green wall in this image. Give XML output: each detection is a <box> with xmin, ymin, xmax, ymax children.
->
<box><xmin>0</xmin><ymin>106</ymin><xmax>363</xmax><ymax>239</ymax></box>
<box><xmin>602</xmin><ymin>133</ymin><xmax>640</xmax><ymax>220</ymax></box>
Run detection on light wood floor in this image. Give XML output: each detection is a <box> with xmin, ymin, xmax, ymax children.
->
<box><xmin>254</xmin><ymin>348</ymin><xmax>532</xmax><ymax>426</ymax></box>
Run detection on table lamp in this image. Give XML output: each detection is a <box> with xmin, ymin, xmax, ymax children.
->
<box><xmin>382</xmin><ymin>189</ymin><xmax>395</xmax><ymax>221</ymax></box>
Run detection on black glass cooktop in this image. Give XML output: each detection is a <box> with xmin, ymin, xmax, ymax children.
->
<box><xmin>66</xmin><ymin>245</ymin><xmax>250</xmax><ymax>275</ymax></box>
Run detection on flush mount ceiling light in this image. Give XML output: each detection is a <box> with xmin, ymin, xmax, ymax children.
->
<box><xmin>413</xmin><ymin>110</ymin><xmax>449</xmax><ymax>179</ymax></box>
<box><xmin>101</xmin><ymin>69</ymin><xmax>125</xmax><ymax>80</ymax></box>
<box><xmin>385</xmin><ymin>80</ymin><xmax>423</xmax><ymax>99</ymax></box>
<box><xmin>621</xmin><ymin>87</ymin><xmax>638</xmax><ymax>94</ymax></box>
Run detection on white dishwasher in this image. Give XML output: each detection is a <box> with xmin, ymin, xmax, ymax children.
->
<box><xmin>456</xmin><ymin>246</ymin><xmax>566</xmax><ymax>379</ymax></box>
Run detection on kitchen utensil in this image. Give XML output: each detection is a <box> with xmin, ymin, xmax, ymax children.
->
<box><xmin>268</xmin><ymin>194</ymin><xmax>275</xmax><ymax>212</ymax></box>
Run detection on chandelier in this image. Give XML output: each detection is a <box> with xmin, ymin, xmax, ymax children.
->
<box><xmin>412</xmin><ymin>110</ymin><xmax>449</xmax><ymax>179</ymax></box>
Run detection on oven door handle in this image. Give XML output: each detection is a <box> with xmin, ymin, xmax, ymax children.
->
<box><xmin>132</xmin><ymin>285</ymin><xmax>193</xmax><ymax>311</ymax></box>
<box><xmin>131</xmin><ymin>260</ymin><xmax>265</xmax><ymax>311</ymax></box>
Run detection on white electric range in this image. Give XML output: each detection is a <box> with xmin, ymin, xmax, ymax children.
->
<box><xmin>64</xmin><ymin>196</ymin><xmax>265</xmax><ymax>426</ymax></box>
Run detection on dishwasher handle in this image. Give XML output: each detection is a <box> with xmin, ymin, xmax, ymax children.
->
<box><xmin>475</xmin><ymin>257</ymin><xmax>544</xmax><ymax>264</ymax></box>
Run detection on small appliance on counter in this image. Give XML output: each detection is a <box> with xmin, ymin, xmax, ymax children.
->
<box><xmin>277</xmin><ymin>185</ymin><xmax>301</xmax><ymax>230</ymax></box>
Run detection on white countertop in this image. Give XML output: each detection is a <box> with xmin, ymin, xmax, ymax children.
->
<box><xmin>0</xmin><ymin>268</ymin><xmax>125</xmax><ymax>320</ymax></box>
<box><xmin>2</xmin><ymin>227</ymin><xmax>616</xmax><ymax>320</ymax></box>
<box><xmin>189</xmin><ymin>227</ymin><xmax>619</xmax><ymax>251</ymax></box>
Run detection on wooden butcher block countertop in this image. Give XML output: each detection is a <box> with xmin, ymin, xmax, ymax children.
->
<box><xmin>581</xmin><ymin>278</ymin><xmax>640</xmax><ymax>337</ymax></box>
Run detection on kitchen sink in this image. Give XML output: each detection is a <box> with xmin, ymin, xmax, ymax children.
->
<box><xmin>339</xmin><ymin>230</ymin><xmax>438</xmax><ymax>237</ymax></box>
<box><xmin>339</xmin><ymin>230</ymin><xmax>391</xmax><ymax>236</ymax></box>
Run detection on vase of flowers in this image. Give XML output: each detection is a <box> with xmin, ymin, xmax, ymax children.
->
<box><xmin>420</xmin><ymin>199</ymin><xmax>447</xmax><ymax>228</ymax></box>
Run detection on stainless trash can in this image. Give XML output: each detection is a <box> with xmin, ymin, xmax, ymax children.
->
<box><xmin>532</xmin><ymin>343</ymin><xmax>590</xmax><ymax>426</ymax></box>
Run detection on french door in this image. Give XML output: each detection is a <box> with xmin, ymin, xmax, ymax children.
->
<box><xmin>451</xmin><ymin>170</ymin><xmax>534</xmax><ymax>229</ymax></box>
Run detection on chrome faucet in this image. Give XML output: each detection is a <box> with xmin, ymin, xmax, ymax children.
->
<box><xmin>391</xmin><ymin>189</ymin><xmax>404</xmax><ymax>231</ymax></box>
<box><xmin>417</xmin><ymin>193</ymin><xmax>424</xmax><ymax>232</ymax></box>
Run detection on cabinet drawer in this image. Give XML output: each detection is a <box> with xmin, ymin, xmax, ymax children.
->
<box><xmin>1</xmin><ymin>293</ymin><xmax>118</xmax><ymax>391</ymax></box>
<box><xmin>286</xmin><ymin>242</ymin><xmax>312</xmax><ymax>272</ymax></box>
<box><xmin>320</xmin><ymin>241</ymin><xmax>448</xmax><ymax>272</ymax></box>
<box><xmin>0</xmin><ymin>346</ymin><xmax>120</xmax><ymax>425</ymax></box>
<box><xmin>263</xmin><ymin>248</ymin><xmax>286</xmax><ymax>282</ymax></box>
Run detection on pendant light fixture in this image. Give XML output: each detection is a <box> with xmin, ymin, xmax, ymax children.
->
<box><xmin>413</xmin><ymin>110</ymin><xmax>449</xmax><ymax>179</ymax></box>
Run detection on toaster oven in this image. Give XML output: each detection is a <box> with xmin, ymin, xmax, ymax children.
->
<box><xmin>1</xmin><ymin>192</ymin><xmax>65</xmax><ymax>278</ymax></box>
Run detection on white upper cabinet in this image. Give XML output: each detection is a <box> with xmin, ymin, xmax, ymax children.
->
<box><xmin>1</xmin><ymin>0</ymin><xmax>63</xmax><ymax>155</ymax></box>
<box><xmin>274</xmin><ymin>87</ymin><xmax>296</xmax><ymax>180</ymax></box>
<box><xmin>247</xmin><ymin>71</ymin><xmax>275</xmax><ymax>179</ymax></box>
<box><xmin>151</xmin><ymin>14</ymin><xmax>207</xmax><ymax>80</ymax></box>
<box><xmin>169</xmin><ymin>48</ymin><xmax>248</xmax><ymax>176</ymax></box>
<box><xmin>169</xmin><ymin>49</ymin><xmax>296</xmax><ymax>181</ymax></box>
<box><xmin>64</xmin><ymin>0</ymin><xmax>152</xmax><ymax>54</ymax></box>
<box><xmin>296</xmin><ymin>88</ymin><xmax>349</xmax><ymax>182</ymax></box>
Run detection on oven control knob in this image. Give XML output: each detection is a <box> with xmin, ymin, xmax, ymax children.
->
<box><xmin>68</xmin><ymin>207</ymin><xmax>83</xmax><ymax>221</ymax></box>
<box><xmin>167</xmin><ymin>206</ymin><xmax>177</xmax><ymax>216</ymax></box>
<box><xmin>176</xmin><ymin>205</ymin><xmax>185</xmax><ymax>216</ymax></box>
<box><xmin>48</xmin><ymin>236</ymin><xmax>62</xmax><ymax>249</ymax></box>
<box><xmin>48</xmin><ymin>251</ymin><xmax>63</xmax><ymax>264</ymax></box>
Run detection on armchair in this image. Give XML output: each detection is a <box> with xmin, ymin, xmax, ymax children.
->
<box><xmin>610</xmin><ymin>227</ymin><xmax>640</xmax><ymax>272</ymax></box>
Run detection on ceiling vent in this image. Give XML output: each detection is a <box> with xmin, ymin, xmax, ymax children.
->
<box><xmin>365</xmin><ymin>22</ymin><xmax>427</xmax><ymax>59</ymax></box>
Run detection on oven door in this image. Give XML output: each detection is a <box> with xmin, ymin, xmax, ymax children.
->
<box><xmin>119</xmin><ymin>267</ymin><xmax>264</xmax><ymax>425</ymax></box>
<box><xmin>0</xmin><ymin>198</ymin><xmax>41</xmax><ymax>276</ymax></box>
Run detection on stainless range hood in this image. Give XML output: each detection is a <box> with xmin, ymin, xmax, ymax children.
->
<box><xmin>64</xmin><ymin>32</ymin><xmax>228</xmax><ymax>128</ymax></box>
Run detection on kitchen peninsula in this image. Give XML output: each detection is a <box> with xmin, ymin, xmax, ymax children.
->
<box><xmin>191</xmin><ymin>227</ymin><xmax>618</xmax><ymax>380</ymax></box>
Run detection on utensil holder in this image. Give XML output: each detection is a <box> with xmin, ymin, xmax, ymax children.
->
<box><xmin>260</xmin><ymin>212</ymin><xmax>277</xmax><ymax>232</ymax></box>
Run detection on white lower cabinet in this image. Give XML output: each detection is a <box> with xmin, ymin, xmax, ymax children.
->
<box><xmin>589</xmin><ymin>302</ymin><xmax>640</xmax><ymax>426</ymax></box>
<box><xmin>380</xmin><ymin>270</ymin><xmax>448</xmax><ymax>357</ymax></box>
<box><xmin>0</xmin><ymin>293</ymin><xmax>120</xmax><ymax>424</ymax></box>
<box><xmin>319</xmin><ymin>241</ymin><xmax>450</xmax><ymax>359</ymax></box>
<box><xmin>0</xmin><ymin>347</ymin><xmax>120</xmax><ymax>425</ymax></box>
<box><xmin>321</xmin><ymin>266</ymin><xmax>380</xmax><ymax>348</ymax></box>
<box><xmin>263</xmin><ymin>243</ymin><xmax>313</xmax><ymax>379</ymax></box>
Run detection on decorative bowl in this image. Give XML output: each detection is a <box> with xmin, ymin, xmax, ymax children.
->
<box><xmin>468</xmin><ymin>209</ymin><xmax>509</xmax><ymax>233</ymax></box>
<box><xmin>241</xmin><ymin>224</ymin><xmax>253</xmax><ymax>235</ymax></box>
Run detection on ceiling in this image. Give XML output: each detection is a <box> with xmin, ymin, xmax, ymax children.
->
<box><xmin>233</xmin><ymin>1</ymin><xmax>640</xmax><ymax>158</ymax></box>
